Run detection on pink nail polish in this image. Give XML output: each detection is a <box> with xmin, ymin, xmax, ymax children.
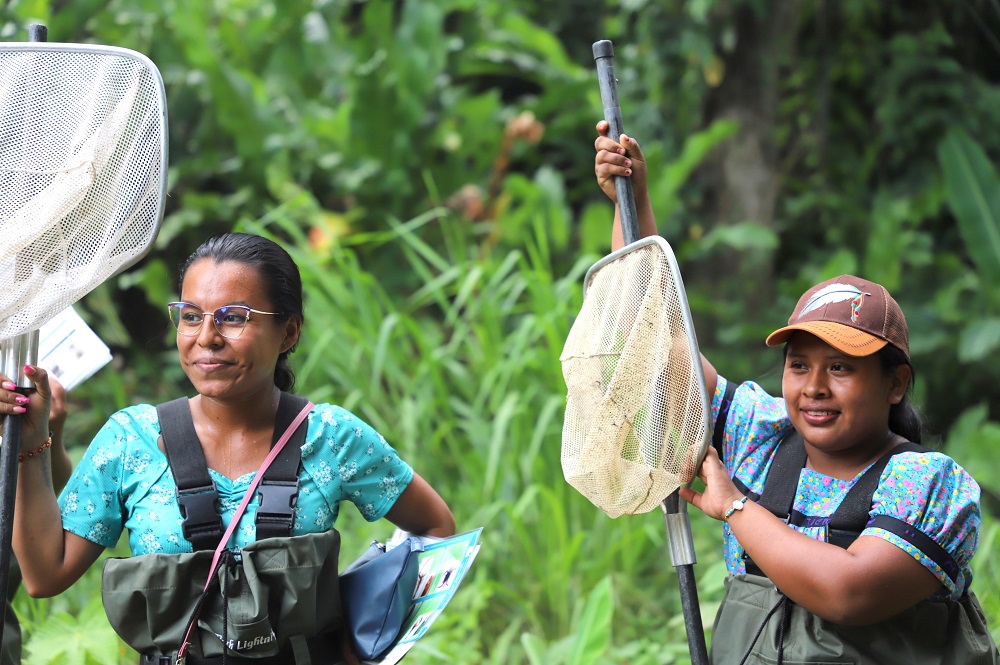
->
<box><xmin>13</xmin><ymin>406</ymin><xmax>26</xmax><ymax>414</ymax></box>
<box><xmin>23</xmin><ymin>364</ymin><xmax>34</xmax><ymax>375</ymax></box>
<box><xmin>15</xmin><ymin>396</ymin><xmax>29</xmax><ymax>405</ymax></box>
<box><xmin>625</xmin><ymin>169</ymin><xmax>632</xmax><ymax>176</ymax></box>
<box><xmin>1</xmin><ymin>382</ymin><xmax>15</xmax><ymax>391</ymax></box>
<box><xmin>617</xmin><ymin>148</ymin><xmax>625</xmax><ymax>155</ymax></box>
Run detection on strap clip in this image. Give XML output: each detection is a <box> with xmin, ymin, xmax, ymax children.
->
<box><xmin>176</xmin><ymin>483</ymin><xmax>223</xmax><ymax>542</ymax></box>
<box><xmin>256</xmin><ymin>479</ymin><xmax>299</xmax><ymax>532</ymax></box>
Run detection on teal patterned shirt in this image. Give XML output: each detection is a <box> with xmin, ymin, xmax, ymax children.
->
<box><xmin>713</xmin><ymin>377</ymin><xmax>982</xmax><ymax>600</ymax></box>
<box><xmin>58</xmin><ymin>402</ymin><xmax>414</xmax><ymax>554</ymax></box>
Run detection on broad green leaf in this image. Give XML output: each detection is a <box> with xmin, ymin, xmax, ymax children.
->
<box><xmin>938</xmin><ymin>128</ymin><xmax>1000</xmax><ymax>287</ymax></box>
<box><xmin>116</xmin><ymin>258</ymin><xmax>173</xmax><ymax>311</ymax></box>
<box><xmin>958</xmin><ymin>317</ymin><xmax>1000</xmax><ymax>362</ymax></box>
<box><xmin>24</xmin><ymin>597</ymin><xmax>120</xmax><ymax>665</ymax></box>
<box><xmin>697</xmin><ymin>221</ymin><xmax>779</xmax><ymax>253</ymax></box>
<box><xmin>652</xmin><ymin>119</ymin><xmax>739</xmax><ymax>224</ymax></box>
<box><xmin>943</xmin><ymin>403</ymin><xmax>1000</xmax><ymax>497</ymax></box>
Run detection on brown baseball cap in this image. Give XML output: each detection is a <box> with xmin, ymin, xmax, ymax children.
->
<box><xmin>765</xmin><ymin>275</ymin><xmax>909</xmax><ymax>360</ymax></box>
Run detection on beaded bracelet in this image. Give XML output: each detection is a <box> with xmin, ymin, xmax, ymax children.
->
<box><xmin>18</xmin><ymin>435</ymin><xmax>53</xmax><ymax>464</ymax></box>
<box><xmin>723</xmin><ymin>495</ymin><xmax>749</xmax><ymax>522</ymax></box>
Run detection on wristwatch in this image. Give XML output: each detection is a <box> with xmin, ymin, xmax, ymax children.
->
<box><xmin>724</xmin><ymin>496</ymin><xmax>748</xmax><ymax>522</ymax></box>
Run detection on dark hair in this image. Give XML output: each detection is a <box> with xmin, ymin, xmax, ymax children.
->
<box><xmin>877</xmin><ymin>344</ymin><xmax>922</xmax><ymax>444</ymax></box>
<box><xmin>181</xmin><ymin>233</ymin><xmax>303</xmax><ymax>392</ymax></box>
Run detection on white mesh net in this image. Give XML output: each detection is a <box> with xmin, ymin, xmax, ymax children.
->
<box><xmin>561</xmin><ymin>240</ymin><xmax>710</xmax><ymax>518</ymax></box>
<box><xmin>0</xmin><ymin>44</ymin><xmax>166</xmax><ymax>341</ymax></box>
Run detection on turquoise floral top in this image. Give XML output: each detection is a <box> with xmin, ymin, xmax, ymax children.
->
<box><xmin>58</xmin><ymin>402</ymin><xmax>414</xmax><ymax>555</ymax></box>
<box><xmin>713</xmin><ymin>377</ymin><xmax>981</xmax><ymax>600</ymax></box>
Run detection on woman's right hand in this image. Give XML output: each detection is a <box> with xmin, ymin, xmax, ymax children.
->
<box><xmin>594</xmin><ymin>119</ymin><xmax>649</xmax><ymax>203</ymax></box>
<box><xmin>678</xmin><ymin>447</ymin><xmax>744</xmax><ymax>522</ymax></box>
<box><xmin>0</xmin><ymin>365</ymin><xmax>52</xmax><ymax>453</ymax></box>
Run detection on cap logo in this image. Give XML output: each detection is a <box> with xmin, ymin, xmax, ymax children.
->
<box><xmin>798</xmin><ymin>284</ymin><xmax>862</xmax><ymax>319</ymax></box>
<box><xmin>849</xmin><ymin>291</ymin><xmax>870</xmax><ymax>322</ymax></box>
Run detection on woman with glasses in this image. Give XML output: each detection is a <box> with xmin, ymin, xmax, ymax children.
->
<box><xmin>2</xmin><ymin>232</ymin><xmax>455</xmax><ymax>664</ymax></box>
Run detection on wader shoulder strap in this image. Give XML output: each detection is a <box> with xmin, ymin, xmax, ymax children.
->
<box><xmin>157</xmin><ymin>398</ymin><xmax>222</xmax><ymax>551</ymax></box>
<box><xmin>255</xmin><ymin>392</ymin><xmax>310</xmax><ymax>540</ymax></box>
<box><xmin>823</xmin><ymin>440</ymin><xmax>963</xmax><ymax>585</ymax></box>
<box><xmin>712</xmin><ymin>379</ymin><xmax>738</xmax><ymax>463</ymax></box>
<box><xmin>756</xmin><ymin>430</ymin><xmax>807</xmax><ymax>520</ymax></box>
<box><xmin>156</xmin><ymin>393</ymin><xmax>311</xmax><ymax>549</ymax></box>
<box><xmin>740</xmin><ymin>430</ymin><xmax>803</xmax><ymax>577</ymax></box>
<box><xmin>826</xmin><ymin>440</ymin><xmax>925</xmax><ymax>545</ymax></box>
<box><xmin>745</xmin><ymin>436</ymin><xmax>930</xmax><ymax>576</ymax></box>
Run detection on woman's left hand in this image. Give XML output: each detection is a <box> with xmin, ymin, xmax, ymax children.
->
<box><xmin>678</xmin><ymin>447</ymin><xmax>744</xmax><ymax>521</ymax></box>
<box><xmin>0</xmin><ymin>365</ymin><xmax>52</xmax><ymax>453</ymax></box>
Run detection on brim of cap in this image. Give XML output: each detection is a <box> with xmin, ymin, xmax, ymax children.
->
<box><xmin>764</xmin><ymin>321</ymin><xmax>888</xmax><ymax>357</ymax></box>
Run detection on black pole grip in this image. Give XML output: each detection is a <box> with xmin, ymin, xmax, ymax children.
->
<box><xmin>676</xmin><ymin>563</ymin><xmax>710</xmax><ymax>665</ymax></box>
<box><xmin>27</xmin><ymin>24</ymin><xmax>47</xmax><ymax>42</ymax></box>
<box><xmin>593</xmin><ymin>39</ymin><xmax>641</xmax><ymax>246</ymax></box>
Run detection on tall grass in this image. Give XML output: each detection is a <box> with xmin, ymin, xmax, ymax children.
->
<box><xmin>236</xmin><ymin>204</ymin><xmax>714</xmax><ymax>663</ymax></box>
<box><xmin>14</xmin><ymin>200</ymin><xmax>998</xmax><ymax>663</ymax></box>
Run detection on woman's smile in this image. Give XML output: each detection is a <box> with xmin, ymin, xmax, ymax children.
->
<box><xmin>781</xmin><ymin>332</ymin><xmax>908</xmax><ymax>476</ymax></box>
<box><xmin>800</xmin><ymin>408</ymin><xmax>838</xmax><ymax>426</ymax></box>
<box><xmin>192</xmin><ymin>357</ymin><xmax>233</xmax><ymax>371</ymax></box>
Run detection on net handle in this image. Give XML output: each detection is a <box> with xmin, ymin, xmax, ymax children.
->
<box><xmin>594</xmin><ymin>39</ymin><xmax>710</xmax><ymax>665</ymax></box>
<box><xmin>593</xmin><ymin>40</ymin><xmax>641</xmax><ymax>246</ymax></box>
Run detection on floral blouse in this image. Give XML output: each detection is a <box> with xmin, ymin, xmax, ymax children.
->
<box><xmin>58</xmin><ymin>402</ymin><xmax>413</xmax><ymax>554</ymax></box>
<box><xmin>713</xmin><ymin>377</ymin><xmax>982</xmax><ymax>600</ymax></box>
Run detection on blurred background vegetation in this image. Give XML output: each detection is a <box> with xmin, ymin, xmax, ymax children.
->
<box><xmin>3</xmin><ymin>0</ymin><xmax>1000</xmax><ymax>663</ymax></box>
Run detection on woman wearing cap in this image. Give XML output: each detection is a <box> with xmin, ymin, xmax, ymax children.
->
<box><xmin>592</xmin><ymin>121</ymin><xmax>999</xmax><ymax>663</ymax></box>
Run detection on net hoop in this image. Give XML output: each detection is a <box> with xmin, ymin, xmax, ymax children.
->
<box><xmin>0</xmin><ymin>42</ymin><xmax>168</xmax><ymax>341</ymax></box>
<box><xmin>561</xmin><ymin>237</ymin><xmax>712</xmax><ymax>517</ymax></box>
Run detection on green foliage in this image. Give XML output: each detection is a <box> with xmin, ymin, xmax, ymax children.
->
<box><xmin>21</xmin><ymin>598</ymin><xmax>122</xmax><ymax>665</ymax></box>
<box><xmin>973</xmin><ymin>517</ymin><xmax>1000</xmax><ymax>644</ymax></box>
<box><xmin>939</xmin><ymin>128</ymin><xmax>1000</xmax><ymax>301</ymax></box>
<box><xmin>948</xmin><ymin>409</ymin><xmax>1000</xmax><ymax>643</ymax></box>
<box><xmin>2</xmin><ymin>0</ymin><xmax>1000</xmax><ymax>662</ymax></box>
<box><xmin>13</xmin><ymin>543</ymin><xmax>134</xmax><ymax>665</ymax></box>
<box><xmin>521</xmin><ymin>576</ymin><xmax>613</xmax><ymax>665</ymax></box>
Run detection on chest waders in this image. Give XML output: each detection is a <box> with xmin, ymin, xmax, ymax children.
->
<box><xmin>101</xmin><ymin>393</ymin><xmax>344</xmax><ymax>665</ymax></box>
<box><xmin>710</xmin><ymin>382</ymin><xmax>1000</xmax><ymax>665</ymax></box>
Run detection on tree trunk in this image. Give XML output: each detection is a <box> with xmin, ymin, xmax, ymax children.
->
<box><xmin>692</xmin><ymin>2</ymin><xmax>801</xmax><ymax>359</ymax></box>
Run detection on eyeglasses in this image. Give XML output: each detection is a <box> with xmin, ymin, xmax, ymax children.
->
<box><xmin>167</xmin><ymin>302</ymin><xmax>282</xmax><ymax>340</ymax></box>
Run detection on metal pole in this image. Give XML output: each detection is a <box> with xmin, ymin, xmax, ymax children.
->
<box><xmin>0</xmin><ymin>21</ymin><xmax>47</xmax><ymax>648</ymax></box>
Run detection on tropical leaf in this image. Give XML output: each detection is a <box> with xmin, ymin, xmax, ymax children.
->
<box><xmin>958</xmin><ymin>317</ymin><xmax>1000</xmax><ymax>363</ymax></box>
<box><xmin>938</xmin><ymin>128</ymin><xmax>1000</xmax><ymax>289</ymax></box>
<box><xmin>23</xmin><ymin>596</ymin><xmax>122</xmax><ymax>665</ymax></box>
